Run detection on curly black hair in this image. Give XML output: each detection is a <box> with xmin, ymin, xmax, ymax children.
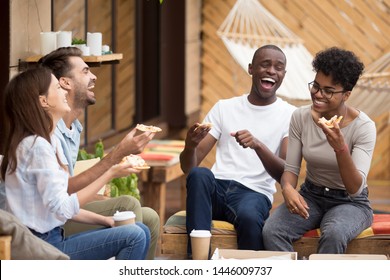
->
<box><xmin>312</xmin><ymin>47</ymin><xmax>364</xmax><ymax>91</ymax></box>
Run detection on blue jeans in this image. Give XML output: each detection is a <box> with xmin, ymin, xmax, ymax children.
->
<box><xmin>186</xmin><ymin>167</ymin><xmax>272</xmax><ymax>253</ymax></box>
<box><xmin>30</xmin><ymin>222</ymin><xmax>150</xmax><ymax>260</ymax></box>
<box><xmin>263</xmin><ymin>179</ymin><xmax>373</xmax><ymax>253</ymax></box>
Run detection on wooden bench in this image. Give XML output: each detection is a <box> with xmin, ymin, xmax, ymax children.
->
<box><xmin>161</xmin><ymin>211</ymin><xmax>390</xmax><ymax>259</ymax></box>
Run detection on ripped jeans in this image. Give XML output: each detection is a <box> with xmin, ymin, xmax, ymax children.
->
<box><xmin>263</xmin><ymin>179</ymin><xmax>373</xmax><ymax>253</ymax></box>
<box><xmin>30</xmin><ymin>222</ymin><xmax>150</xmax><ymax>260</ymax></box>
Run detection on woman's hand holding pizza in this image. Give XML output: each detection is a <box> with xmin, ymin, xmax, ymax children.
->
<box><xmin>109</xmin><ymin>161</ymin><xmax>141</xmax><ymax>179</ymax></box>
<box><xmin>318</xmin><ymin>116</ymin><xmax>347</xmax><ymax>153</ymax></box>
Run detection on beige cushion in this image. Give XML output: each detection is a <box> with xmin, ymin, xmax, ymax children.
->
<box><xmin>0</xmin><ymin>210</ymin><xmax>69</xmax><ymax>260</ymax></box>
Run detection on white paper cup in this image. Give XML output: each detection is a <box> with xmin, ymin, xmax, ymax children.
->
<box><xmin>56</xmin><ymin>31</ymin><xmax>72</xmax><ymax>48</ymax></box>
<box><xmin>190</xmin><ymin>230</ymin><xmax>212</xmax><ymax>260</ymax></box>
<box><xmin>87</xmin><ymin>32</ymin><xmax>102</xmax><ymax>56</ymax></box>
<box><xmin>113</xmin><ymin>211</ymin><xmax>136</xmax><ymax>226</ymax></box>
<box><xmin>40</xmin><ymin>32</ymin><xmax>57</xmax><ymax>55</ymax></box>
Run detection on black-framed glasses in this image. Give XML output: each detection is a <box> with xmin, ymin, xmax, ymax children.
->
<box><xmin>308</xmin><ymin>81</ymin><xmax>346</xmax><ymax>100</ymax></box>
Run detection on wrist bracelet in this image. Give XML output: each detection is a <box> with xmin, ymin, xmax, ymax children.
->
<box><xmin>334</xmin><ymin>144</ymin><xmax>348</xmax><ymax>154</ymax></box>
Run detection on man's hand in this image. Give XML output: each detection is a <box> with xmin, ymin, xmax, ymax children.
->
<box><xmin>180</xmin><ymin>123</ymin><xmax>214</xmax><ymax>174</ymax></box>
<box><xmin>231</xmin><ymin>129</ymin><xmax>260</xmax><ymax>149</ymax></box>
<box><xmin>113</xmin><ymin>127</ymin><xmax>155</xmax><ymax>161</ymax></box>
<box><xmin>184</xmin><ymin>123</ymin><xmax>211</xmax><ymax>149</ymax></box>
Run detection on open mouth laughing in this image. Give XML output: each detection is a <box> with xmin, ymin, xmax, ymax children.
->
<box><xmin>260</xmin><ymin>77</ymin><xmax>276</xmax><ymax>89</ymax></box>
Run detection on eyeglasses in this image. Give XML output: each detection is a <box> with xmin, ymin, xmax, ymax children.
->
<box><xmin>308</xmin><ymin>81</ymin><xmax>346</xmax><ymax>100</ymax></box>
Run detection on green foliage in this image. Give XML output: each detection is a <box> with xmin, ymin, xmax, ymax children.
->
<box><xmin>108</xmin><ymin>174</ymin><xmax>140</xmax><ymax>200</ymax></box>
<box><xmin>72</xmin><ymin>38</ymin><xmax>86</xmax><ymax>45</ymax></box>
<box><xmin>94</xmin><ymin>140</ymin><xmax>104</xmax><ymax>159</ymax></box>
<box><xmin>77</xmin><ymin>140</ymin><xmax>140</xmax><ymax>200</ymax></box>
<box><xmin>77</xmin><ymin>149</ymin><xmax>95</xmax><ymax>160</ymax></box>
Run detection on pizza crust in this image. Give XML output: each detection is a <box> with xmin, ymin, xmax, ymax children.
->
<box><xmin>136</xmin><ymin>124</ymin><xmax>162</xmax><ymax>133</ymax></box>
<box><xmin>318</xmin><ymin>115</ymin><xmax>343</xmax><ymax>128</ymax></box>
<box><xmin>133</xmin><ymin>165</ymin><xmax>151</xmax><ymax>170</ymax></box>
<box><xmin>194</xmin><ymin>122</ymin><xmax>213</xmax><ymax>131</ymax></box>
<box><xmin>121</xmin><ymin>154</ymin><xmax>150</xmax><ymax>169</ymax></box>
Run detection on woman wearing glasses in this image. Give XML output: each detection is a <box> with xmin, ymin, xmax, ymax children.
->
<box><xmin>263</xmin><ymin>47</ymin><xmax>376</xmax><ymax>254</ymax></box>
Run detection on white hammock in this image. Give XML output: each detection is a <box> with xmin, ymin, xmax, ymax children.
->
<box><xmin>357</xmin><ymin>52</ymin><xmax>390</xmax><ymax>90</ymax></box>
<box><xmin>349</xmin><ymin>52</ymin><xmax>390</xmax><ymax>118</ymax></box>
<box><xmin>217</xmin><ymin>0</ymin><xmax>313</xmax><ymax>100</ymax></box>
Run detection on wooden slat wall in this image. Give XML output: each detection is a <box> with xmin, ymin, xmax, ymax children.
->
<box><xmin>115</xmin><ymin>0</ymin><xmax>136</xmax><ymax>132</ymax></box>
<box><xmin>54</xmin><ymin>1</ymin><xmax>85</xmax><ymax>40</ymax></box>
<box><xmin>87</xmin><ymin>0</ymin><xmax>113</xmax><ymax>139</ymax></box>
<box><xmin>53</xmin><ymin>0</ymin><xmax>136</xmax><ymax>145</ymax></box>
<box><xmin>370</xmin><ymin>112</ymin><xmax>390</xmax><ymax>179</ymax></box>
<box><xmin>200</xmin><ymin>0</ymin><xmax>390</xmax><ymax>179</ymax></box>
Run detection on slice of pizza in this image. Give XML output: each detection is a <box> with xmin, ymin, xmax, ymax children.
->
<box><xmin>136</xmin><ymin>124</ymin><xmax>162</xmax><ymax>133</ymax></box>
<box><xmin>121</xmin><ymin>154</ymin><xmax>150</xmax><ymax>169</ymax></box>
<box><xmin>194</xmin><ymin>122</ymin><xmax>213</xmax><ymax>131</ymax></box>
<box><xmin>318</xmin><ymin>115</ymin><xmax>343</xmax><ymax>128</ymax></box>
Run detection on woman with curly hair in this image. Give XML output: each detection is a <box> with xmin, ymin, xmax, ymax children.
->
<box><xmin>263</xmin><ymin>47</ymin><xmax>376</xmax><ymax>253</ymax></box>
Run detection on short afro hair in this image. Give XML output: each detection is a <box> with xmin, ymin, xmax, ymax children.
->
<box><xmin>312</xmin><ymin>47</ymin><xmax>364</xmax><ymax>91</ymax></box>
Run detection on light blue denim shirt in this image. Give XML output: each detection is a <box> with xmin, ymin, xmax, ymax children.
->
<box><xmin>0</xmin><ymin>181</ymin><xmax>5</xmax><ymax>210</ymax></box>
<box><xmin>4</xmin><ymin>135</ymin><xmax>79</xmax><ymax>233</ymax></box>
<box><xmin>0</xmin><ymin>155</ymin><xmax>5</xmax><ymax>210</ymax></box>
<box><xmin>55</xmin><ymin>118</ymin><xmax>83</xmax><ymax>176</ymax></box>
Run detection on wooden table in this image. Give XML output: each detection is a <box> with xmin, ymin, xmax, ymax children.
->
<box><xmin>138</xmin><ymin>140</ymin><xmax>186</xmax><ymax>227</ymax></box>
<box><xmin>140</xmin><ymin>163</ymin><xmax>185</xmax><ymax>227</ymax></box>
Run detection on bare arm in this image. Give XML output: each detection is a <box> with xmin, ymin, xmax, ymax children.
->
<box><xmin>180</xmin><ymin>123</ymin><xmax>216</xmax><ymax>174</ymax></box>
<box><xmin>68</xmin><ymin>128</ymin><xmax>154</xmax><ymax>194</ymax></box>
<box><xmin>232</xmin><ymin>130</ymin><xmax>288</xmax><ymax>183</ymax></box>
<box><xmin>71</xmin><ymin>209</ymin><xmax>114</xmax><ymax>227</ymax></box>
<box><xmin>319</xmin><ymin>121</ymin><xmax>362</xmax><ymax>194</ymax></box>
<box><xmin>75</xmin><ymin>162</ymin><xmax>136</xmax><ymax>206</ymax></box>
<box><xmin>254</xmin><ymin>136</ymin><xmax>288</xmax><ymax>183</ymax></box>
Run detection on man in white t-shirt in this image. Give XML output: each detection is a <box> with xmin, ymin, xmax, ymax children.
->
<box><xmin>180</xmin><ymin>45</ymin><xmax>296</xmax><ymax>257</ymax></box>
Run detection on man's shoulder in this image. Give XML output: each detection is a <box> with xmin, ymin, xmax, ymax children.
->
<box><xmin>276</xmin><ymin>97</ymin><xmax>297</xmax><ymax>110</ymax></box>
<box><xmin>219</xmin><ymin>94</ymin><xmax>246</xmax><ymax>104</ymax></box>
<box><xmin>56</xmin><ymin>119</ymin><xmax>83</xmax><ymax>134</ymax></box>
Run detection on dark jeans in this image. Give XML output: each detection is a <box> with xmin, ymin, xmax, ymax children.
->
<box><xmin>186</xmin><ymin>167</ymin><xmax>272</xmax><ymax>255</ymax></box>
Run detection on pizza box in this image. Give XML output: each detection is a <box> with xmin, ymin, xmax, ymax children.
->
<box><xmin>74</xmin><ymin>158</ymin><xmax>105</xmax><ymax>194</ymax></box>
<box><xmin>211</xmin><ymin>248</ymin><xmax>297</xmax><ymax>260</ymax></box>
<box><xmin>74</xmin><ymin>158</ymin><xmax>100</xmax><ymax>175</ymax></box>
<box><xmin>309</xmin><ymin>254</ymin><xmax>388</xmax><ymax>260</ymax></box>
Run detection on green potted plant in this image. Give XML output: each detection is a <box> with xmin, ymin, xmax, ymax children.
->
<box><xmin>77</xmin><ymin>140</ymin><xmax>140</xmax><ymax>200</ymax></box>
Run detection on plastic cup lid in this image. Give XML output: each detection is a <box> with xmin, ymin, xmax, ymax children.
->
<box><xmin>190</xmin><ymin>229</ymin><xmax>212</xmax><ymax>237</ymax></box>
<box><xmin>113</xmin><ymin>211</ymin><xmax>136</xmax><ymax>221</ymax></box>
